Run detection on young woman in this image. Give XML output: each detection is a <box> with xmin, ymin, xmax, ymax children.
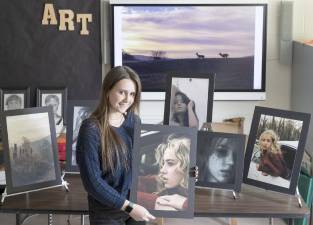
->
<box><xmin>256</xmin><ymin>130</ymin><xmax>289</xmax><ymax>179</ymax></box>
<box><xmin>170</xmin><ymin>91</ymin><xmax>199</xmax><ymax>129</ymax></box>
<box><xmin>137</xmin><ymin>135</ymin><xmax>190</xmax><ymax>211</ymax></box>
<box><xmin>76</xmin><ymin>66</ymin><xmax>155</xmax><ymax>225</ymax></box>
<box><xmin>202</xmin><ymin>137</ymin><xmax>237</xmax><ymax>184</ymax></box>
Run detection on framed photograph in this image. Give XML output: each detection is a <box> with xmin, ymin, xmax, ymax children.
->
<box><xmin>163</xmin><ymin>73</ymin><xmax>215</xmax><ymax>130</ymax></box>
<box><xmin>131</xmin><ymin>124</ymin><xmax>197</xmax><ymax>218</ymax></box>
<box><xmin>196</xmin><ymin>131</ymin><xmax>246</xmax><ymax>192</ymax></box>
<box><xmin>1</xmin><ymin>88</ymin><xmax>30</xmax><ymax>111</ymax></box>
<box><xmin>66</xmin><ymin>100</ymin><xmax>98</xmax><ymax>173</ymax></box>
<box><xmin>243</xmin><ymin>106</ymin><xmax>311</xmax><ymax>195</ymax></box>
<box><xmin>0</xmin><ymin>89</ymin><xmax>2</xmax><ymax>111</ymax></box>
<box><xmin>36</xmin><ymin>88</ymin><xmax>67</xmax><ymax>126</ymax></box>
<box><xmin>0</xmin><ymin>107</ymin><xmax>62</xmax><ymax>195</ymax></box>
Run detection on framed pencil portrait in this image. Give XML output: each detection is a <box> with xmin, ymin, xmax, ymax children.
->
<box><xmin>36</xmin><ymin>88</ymin><xmax>67</xmax><ymax>126</ymax></box>
<box><xmin>243</xmin><ymin>106</ymin><xmax>311</xmax><ymax>195</ymax></box>
<box><xmin>131</xmin><ymin>123</ymin><xmax>197</xmax><ymax>218</ymax></box>
<box><xmin>0</xmin><ymin>107</ymin><xmax>62</xmax><ymax>195</ymax></box>
<box><xmin>1</xmin><ymin>87</ymin><xmax>30</xmax><ymax>111</ymax></box>
<box><xmin>196</xmin><ymin>131</ymin><xmax>246</xmax><ymax>192</ymax></box>
<box><xmin>163</xmin><ymin>73</ymin><xmax>215</xmax><ymax>130</ymax></box>
<box><xmin>65</xmin><ymin>100</ymin><xmax>98</xmax><ymax>173</ymax></box>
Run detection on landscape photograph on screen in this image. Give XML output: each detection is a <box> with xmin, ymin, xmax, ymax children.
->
<box><xmin>113</xmin><ymin>4</ymin><xmax>266</xmax><ymax>94</ymax></box>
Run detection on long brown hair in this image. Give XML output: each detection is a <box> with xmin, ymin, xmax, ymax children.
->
<box><xmin>92</xmin><ymin>66</ymin><xmax>141</xmax><ymax>174</ymax></box>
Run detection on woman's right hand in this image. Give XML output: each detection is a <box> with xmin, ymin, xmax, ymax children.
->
<box><xmin>129</xmin><ymin>204</ymin><xmax>156</xmax><ymax>222</ymax></box>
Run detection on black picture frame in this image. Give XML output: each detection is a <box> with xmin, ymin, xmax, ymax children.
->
<box><xmin>196</xmin><ymin>131</ymin><xmax>246</xmax><ymax>192</ymax></box>
<box><xmin>0</xmin><ymin>107</ymin><xmax>62</xmax><ymax>195</ymax></box>
<box><xmin>0</xmin><ymin>87</ymin><xmax>30</xmax><ymax>111</ymax></box>
<box><xmin>65</xmin><ymin>100</ymin><xmax>98</xmax><ymax>173</ymax></box>
<box><xmin>36</xmin><ymin>88</ymin><xmax>68</xmax><ymax>126</ymax></box>
<box><xmin>131</xmin><ymin>123</ymin><xmax>197</xmax><ymax>218</ymax></box>
<box><xmin>243</xmin><ymin>106</ymin><xmax>311</xmax><ymax>195</ymax></box>
<box><xmin>163</xmin><ymin>73</ymin><xmax>215</xmax><ymax>130</ymax></box>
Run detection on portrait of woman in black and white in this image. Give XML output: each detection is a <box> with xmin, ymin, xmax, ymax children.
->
<box><xmin>169</xmin><ymin>89</ymin><xmax>199</xmax><ymax>128</ymax></box>
<box><xmin>197</xmin><ymin>133</ymin><xmax>244</xmax><ymax>186</ymax></box>
<box><xmin>166</xmin><ymin>76</ymin><xmax>212</xmax><ymax>130</ymax></box>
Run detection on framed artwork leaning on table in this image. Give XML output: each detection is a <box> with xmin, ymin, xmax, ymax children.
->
<box><xmin>243</xmin><ymin>106</ymin><xmax>311</xmax><ymax>195</ymax></box>
<box><xmin>0</xmin><ymin>106</ymin><xmax>62</xmax><ymax>195</ymax></box>
<box><xmin>196</xmin><ymin>131</ymin><xmax>246</xmax><ymax>192</ymax></box>
<box><xmin>130</xmin><ymin>123</ymin><xmax>197</xmax><ymax>218</ymax></box>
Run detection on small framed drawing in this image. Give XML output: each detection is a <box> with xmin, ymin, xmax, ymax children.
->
<box><xmin>243</xmin><ymin>106</ymin><xmax>311</xmax><ymax>195</ymax></box>
<box><xmin>0</xmin><ymin>89</ymin><xmax>3</xmax><ymax>111</ymax></box>
<box><xmin>1</xmin><ymin>88</ymin><xmax>30</xmax><ymax>111</ymax></box>
<box><xmin>66</xmin><ymin>100</ymin><xmax>98</xmax><ymax>173</ymax></box>
<box><xmin>196</xmin><ymin>131</ymin><xmax>246</xmax><ymax>192</ymax></box>
<box><xmin>131</xmin><ymin>124</ymin><xmax>197</xmax><ymax>218</ymax></box>
<box><xmin>0</xmin><ymin>107</ymin><xmax>62</xmax><ymax>195</ymax></box>
<box><xmin>36</xmin><ymin>88</ymin><xmax>67</xmax><ymax>126</ymax></box>
<box><xmin>163</xmin><ymin>73</ymin><xmax>215</xmax><ymax>130</ymax></box>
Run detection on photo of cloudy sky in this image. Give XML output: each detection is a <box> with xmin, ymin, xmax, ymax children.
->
<box><xmin>120</xmin><ymin>6</ymin><xmax>257</xmax><ymax>59</ymax></box>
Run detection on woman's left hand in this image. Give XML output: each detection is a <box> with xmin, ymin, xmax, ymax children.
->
<box><xmin>155</xmin><ymin>194</ymin><xmax>187</xmax><ymax>210</ymax></box>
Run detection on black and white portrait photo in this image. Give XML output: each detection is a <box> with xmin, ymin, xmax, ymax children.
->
<box><xmin>42</xmin><ymin>94</ymin><xmax>63</xmax><ymax>125</ymax></box>
<box><xmin>4</xmin><ymin>94</ymin><xmax>24</xmax><ymax>111</ymax></box>
<box><xmin>196</xmin><ymin>132</ymin><xmax>245</xmax><ymax>191</ymax></box>
<box><xmin>0</xmin><ymin>107</ymin><xmax>61</xmax><ymax>194</ymax></box>
<box><xmin>131</xmin><ymin>124</ymin><xmax>197</xmax><ymax>218</ymax></box>
<box><xmin>163</xmin><ymin>74</ymin><xmax>215</xmax><ymax>130</ymax></box>
<box><xmin>1</xmin><ymin>88</ymin><xmax>30</xmax><ymax>112</ymax></box>
<box><xmin>66</xmin><ymin>100</ymin><xmax>98</xmax><ymax>172</ymax></box>
<box><xmin>244</xmin><ymin>106</ymin><xmax>311</xmax><ymax>195</ymax></box>
<box><xmin>37</xmin><ymin>88</ymin><xmax>67</xmax><ymax>126</ymax></box>
<box><xmin>71</xmin><ymin>106</ymin><xmax>93</xmax><ymax>165</ymax></box>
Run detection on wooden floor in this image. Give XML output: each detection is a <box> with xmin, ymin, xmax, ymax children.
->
<box><xmin>0</xmin><ymin>213</ymin><xmax>288</xmax><ymax>225</ymax></box>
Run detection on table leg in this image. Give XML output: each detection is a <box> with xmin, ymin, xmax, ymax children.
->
<box><xmin>288</xmin><ymin>218</ymin><xmax>295</xmax><ymax>225</ymax></box>
<box><xmin>81</xmin><ymin>214</ymin><xmax>85</xmax><ymax>225</ymax></box>
<box><xmin>16</xmin><ymin>214</ymin><xmax>21</xmax><ymax>225</ymax></box>
<box><xmin>48</xmin><ymin>214</ymin><xmax>53</xmax><ymax>225</ymax></box>
<box><xmin>269</xmin><ymin>217</ymin><xmax>274</xmax><ymax>225</ymax></box>
<box><xmin>16</xmin><ymin>213</ymin><xmax>31</xmax><ymax>225</ymax></box>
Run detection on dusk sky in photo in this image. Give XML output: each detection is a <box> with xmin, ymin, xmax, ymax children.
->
<box><xmin>7</xmin><ymin>113</ymin><xmax>51</xmax><ymax>146</ymax></box>
<box><xmin>121</xmin><ymin>6</ymin><xmax>257</xmax><ymax>59</ymax></box>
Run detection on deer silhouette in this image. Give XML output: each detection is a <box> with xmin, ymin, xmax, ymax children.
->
<box><xmin>196</xmin><ymin>52</ymin><xmax>205</xmax><ymax>59</ymax></box>
<box><xmin>219</xmin><ymin>53</ymin><xmax>229</xmax><ymax>63</ymax></box>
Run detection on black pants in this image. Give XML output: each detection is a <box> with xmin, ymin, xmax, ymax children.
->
<box><xmin>88</xmin><ymin>196</ymin><xmax>146</xmax><ymax>225</ymax></box>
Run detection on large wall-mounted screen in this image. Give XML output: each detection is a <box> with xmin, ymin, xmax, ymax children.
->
<box><xmin>112</xmin><ymin>4</ymin><xmax>267</xmax><ymax>100</ymax></box>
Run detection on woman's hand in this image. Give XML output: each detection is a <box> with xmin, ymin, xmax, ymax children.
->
<box><xmin>155</xmin><ymin>194</ymin><xmax>187</xmax><ymax>210</ymax></box>
<box><xmin>129</xmin><ymin>204</ymin><xmax>156</xmax><ymax>222</ymax></box>
<box><xmin>187</xmin><ymin>100</ymin><xmax>195</xmax><ymax>109</ymax></box>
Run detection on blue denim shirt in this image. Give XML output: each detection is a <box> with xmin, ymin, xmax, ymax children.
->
<box><xmin>76</xmin><ymin>112</ymin><xmax>138</xmax><ymax>209</ymax></box>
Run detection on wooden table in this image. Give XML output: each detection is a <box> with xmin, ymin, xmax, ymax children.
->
<box><xmin>0</xmin><ymin>174</ymin><xmax>309</xmax><ymax>224</ymax></box>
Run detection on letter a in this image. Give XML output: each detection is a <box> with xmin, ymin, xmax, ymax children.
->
<box><xmin>42</xmin><ymin>3</ymin><xmax>57</xmax><ymax>25</ymax></box>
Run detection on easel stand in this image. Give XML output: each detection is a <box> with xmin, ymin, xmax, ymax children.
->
<box><xmin>232</xmin><ymin>190</ymin><xmax>239</xmax><ymax>199</ymax></box>
<box><xmin>296</xmin><ymin>186</ymin><xmax>303</xmax><ymax>208</ymax></box>
<box><xmin>1</xmin><ymin>174</ymin><xmax>69</xmax><ymax>204</ymax></box>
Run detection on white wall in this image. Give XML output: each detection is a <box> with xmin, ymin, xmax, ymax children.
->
<box><xmin>293</xmin><ymin>0</ymin><xmax>313</xmax><ymax>42</ymax></box>
<box><xmin>101</xmin><ymin>0</ymin><xmax>311</xmax><ymax>135</ymax></box>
